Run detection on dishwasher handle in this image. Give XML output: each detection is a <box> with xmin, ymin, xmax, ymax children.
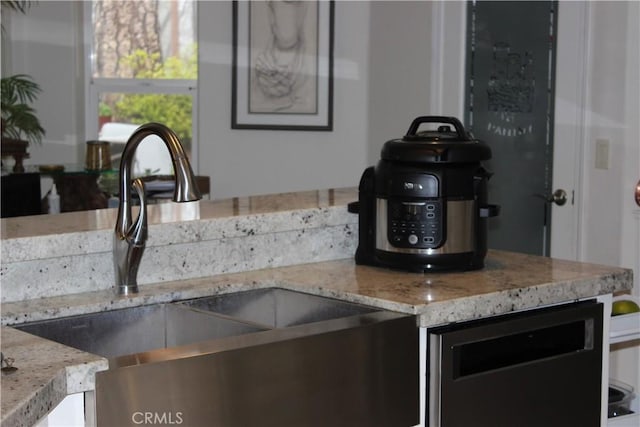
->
<box><xmin>452</xmin><ymin>318</ymin><xmax>593</xmax><ymax>378</ymax></box>
<box><xmin>430</xmin><ymin>300</ymin><xmax>603</xmax><ymax>379</ymax></box>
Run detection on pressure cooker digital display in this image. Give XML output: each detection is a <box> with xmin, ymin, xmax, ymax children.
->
<box><xmin>388</xmin><ymin>200</ymin><xmax>443</xmax><ymax>249</ymax></box>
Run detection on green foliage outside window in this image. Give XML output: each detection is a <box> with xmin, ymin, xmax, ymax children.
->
<box><xmin>112</xmin><ymin>45</ymin><xmax>197</xmax><ymax>142</ymax></box>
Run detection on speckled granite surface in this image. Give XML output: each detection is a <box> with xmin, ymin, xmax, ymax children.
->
<box><xmin>0</xmin><ymin>253</ymin><xmax>633</xmax><ymax>426</ymax></box>
<box><xmin>0</xmin><ymin>188</ymin><xmax>634</xmax><ymax>427</ymax></box>
<box><xmin>0</xmin><ymin>327</ymin><xmax>107</xmax><ymax>427</ymax></box>
<box><xmin>2</xmin><ymin>251</ymin><xmax>632</xmax><ymax>329</ymax></box>
<box><xmin>0</xmin><ymin>189</ymin><xmax>357</xmax><ymax>302</ymax></box>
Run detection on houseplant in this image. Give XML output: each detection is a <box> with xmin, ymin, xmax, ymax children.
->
<box><xmin>1</xmin><ymin>74</ymin><xmax>45</xmax><ymax>172</ymax></box>
<box><xmin>1</xmin><ymin>0</ymin><xmax>45</xmax><ymax>168</ymax></box>
<box><xmin>1</xmin><ymin>73</ymin><xmax>45</xmax><ymax>145</ymax></box>
<box><xmin>1</xmin><ymin>2</ymin><xmax>45</xmax><ymax>172</ymax></box>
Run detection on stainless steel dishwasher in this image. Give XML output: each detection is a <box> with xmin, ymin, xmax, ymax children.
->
<box><xmin>427</xmin><ymin>299</ymin><xmax>603</xmax><ymax>427</ymax></box>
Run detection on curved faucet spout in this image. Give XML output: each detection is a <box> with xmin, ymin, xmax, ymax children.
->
<box><xmin>114</xmin><ymin>123</ymin><xmax>202</xmax><ymax>295</ymax></box>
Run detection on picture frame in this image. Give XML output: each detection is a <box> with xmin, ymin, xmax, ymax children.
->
<box><xmin>232</xmin><ymin>0</ymin><xmax>335</xmax><ymax>131</ymax></box>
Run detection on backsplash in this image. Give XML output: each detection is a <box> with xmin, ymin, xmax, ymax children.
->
<box><xmin>0</xmin><ymin>189</ymin><xmax>358</xmax><ymax>302</ymax></box>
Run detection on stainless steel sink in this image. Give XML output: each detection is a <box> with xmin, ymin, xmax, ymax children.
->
<box><xmin>179</xmin><ymin>288</ymin><xmax>378</xmax><ymax>328</ymax></box>
<box><xmin>16</xmin><ymin>303</ymin><xmax>267</xmax><ymax>358</ymax></box>
<box><xmin>15</xmin><ymin>289</ymin><xmax>376</xmax><ymax>360</ymax></box>
<box><xmin>15</xmin><ymin>288</ymin><xmax>419</xmax><ymax>427</ymax></box>
<box><xmin>15</xmin><ymin>289</ymin><xmax>375</xmax><ymax>359</ymax></box>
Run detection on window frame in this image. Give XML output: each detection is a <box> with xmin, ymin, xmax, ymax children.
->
<box><xmin>82</xmin><ymin>2</ymin><xmax>199</xmax><ymax>173</ymax></box>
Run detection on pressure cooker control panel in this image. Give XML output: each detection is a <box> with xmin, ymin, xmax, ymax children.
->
<box><xmin>388</xmin><ymin>200</ymin><xmax>443</xmax><ymax>249</ymax></box>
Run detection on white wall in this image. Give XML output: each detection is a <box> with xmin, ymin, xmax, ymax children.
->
<box><xmin>367</xmin><ymin>1</ymin><xmax>433</xmax><ymax>165</ymax></box>
<box><xmin>5</xmin><ymin>2</ymin><xmax>639</xmax><ymax>269</ymax></box>
<box><xmin>579</xmin><ymin>0</ymin><xmax>640</xmax><ymax>395</ymax></box>
<box><xmin>580</xmin><ymin>1</ymin><xmax>639</xmax><ymax>275</ymax></box>
<box><xmin>5</xmin><ymin>1</ymin><xmax>376</xmax><ymax>199</ymax></box>
<box><xmin>5</xmin><ymin>1</ymin><xmax>637</xmax><ymax>271</ymax></box>
<box><xmin>7</xmin><ymin>1</ymin><xmax>446</xmax><ymax>199</ymax></box>
<box><xmin>198</xmin><ymin>1</ymin><xmax>371</xmax><ymax>199</ymax></box>
<box><xmin>5</xmin><ymin>1</ymin><xmax>86</xmax><ymax>166</ymax></box>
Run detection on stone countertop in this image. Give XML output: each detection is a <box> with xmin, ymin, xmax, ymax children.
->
<box><xmin>0</xmin><ymin>187</ymin><xmax>634</xmax><ymax>427</ymax></box>
<box><xmin>1</xmin><ymin>251</ymin><xmax>632</xmax><ymax>328</ymax></box>
<box><xmin>0</xmin><ymin>188</ymin><xmax>355</xmax><ymax>240</ymax></box>
<box><xmin>0</xmin><ymin>251</ymin><xmax>633</xmax><ymax>427</ymax></box>
<box><xmin>0</xmin><ymin>327</ymin><xmax>107</xmax><ymax>427</ymax></box>
<box><xmin>1</xmin><ymin>189</ymin><xmax>358</xmax><ymax>302</ymax></box>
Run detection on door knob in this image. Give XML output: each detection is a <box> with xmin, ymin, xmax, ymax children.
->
<box><xmin>535</xmin><ymin>189</ymin><xmax>568</xmax><ymax>206</ymax></box>
<box><xmin>635</xmin><ymin>179</ymin><xmax>640</xmax><ymax>207</ymax></box>
<box><xmin>548</xmin><ymin>189</ymin><xmax>568</xmax><ymax>206</ymax></box>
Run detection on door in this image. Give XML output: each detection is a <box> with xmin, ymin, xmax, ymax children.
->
<box><xmin>429</xmin><ymin>1</ymin><xmax>584</xmax><ymax>260</ymax></box>
<box><xmin>464</xmin><ymin>1</ymin><xmax>558</xmax><ymax>256</ymax></box>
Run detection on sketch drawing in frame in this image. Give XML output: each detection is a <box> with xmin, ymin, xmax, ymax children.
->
<box><xmin>232</xmin><ymin>0</ymin><xmax>334</xmax><ymax>130</ymax></box>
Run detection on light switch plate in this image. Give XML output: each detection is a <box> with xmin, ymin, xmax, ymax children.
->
<box><xmin>595</xmin><ymin>139</ymin><xmax>610</xmax><ymax>170</ymax></box>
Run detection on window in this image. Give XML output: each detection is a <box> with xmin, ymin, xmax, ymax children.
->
<box><xmin>85</xmin><ymin>0</ymin><xmax>197</xmax><ymax>176</ymax></box>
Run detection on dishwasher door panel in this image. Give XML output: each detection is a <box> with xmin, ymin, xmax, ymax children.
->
<box><xmin>428</xmin><ymin>300</ymin><xmax>603</xmax><ymax>427</ymax></box>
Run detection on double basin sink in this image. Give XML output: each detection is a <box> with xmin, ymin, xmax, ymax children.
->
<box><xmin>16</xmin><ymin>288</ymin><xmax>419</xmax><ymax>426</ymax></box>
<box><xmin>17</xmin><ymin>288</ymin><xmax>378</xmax><ymax>362</ymax></box>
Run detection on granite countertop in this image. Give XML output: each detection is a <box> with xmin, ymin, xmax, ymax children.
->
<box><xmin>0</xmin><ymin>187</ymin><xmax>634</xmax><ymax>427</ymax></box>
<box><xmin>1</xmin><ymin>251</ymin><xmax>632</xmax><ymax>328</ymax></box>
<box><xmin>0</xmin><ymin>328</ymin><xmax>106</xmax><ymax>427</ymax></box>
<box><xmin>1</xmin><ymin>252</ymin><xmax>633</xmax><ymax>427</ymax></box>
<box><xmin>0</xmin><ymin>188</ymin><xmax>355</xmax><ymax>239</ymax></box>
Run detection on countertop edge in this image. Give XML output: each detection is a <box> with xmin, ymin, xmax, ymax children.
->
<box><xmin>0</xmin><ymin>255</ymin><xmax>633</xmax><ymax>426</ymax></box>
<box><xmin>0</xmin><ymin>372</ymin><xmax>66</xmax><ymax>427</ymax></box>
<box><xmin>0</xmin><ymin>327</ymin><xmax>108</xmax><ymax>427</ymax></box>
<box><xmin>1</xmin><ymin>188</ymin><xmax>358</xmax><ymax>263</ymax></box>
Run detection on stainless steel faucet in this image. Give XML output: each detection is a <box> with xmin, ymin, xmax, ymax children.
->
<box><xmin>114</xmin><ymin>123</ymin><xmax>202</xmax><ymax>295</ymax></box>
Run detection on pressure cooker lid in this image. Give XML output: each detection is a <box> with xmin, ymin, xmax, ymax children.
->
<box><xmin>381</xmin><ymin>116</ymin><xmax>492</xmax><ymax>163</ymax></box>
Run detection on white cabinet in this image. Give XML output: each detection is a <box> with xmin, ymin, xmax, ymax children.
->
<box><xmin>610</xmin><ymin>297</ymin><xmax>640</xmax><ymax>345</ymax></box>
<box><xmin>608</xmin><ymin>296</ymin><xmax>640</xmax><ymax>426</ymax></box>
<box><xmin>34</xmin><ymin>393</ymin><xmax>85</xmax><ymax>427</ymax></box>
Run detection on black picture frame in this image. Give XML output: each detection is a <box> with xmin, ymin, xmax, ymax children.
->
<box><xmin>232</xmin><ymin>0</ymin><xmax>334</xmax><ymax>131</ymax></box>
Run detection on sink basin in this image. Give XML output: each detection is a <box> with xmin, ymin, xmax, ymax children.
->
<box><xmin>179</xmin><ymin>288</ymin><xmax>378</xmax><ymax>328</ymax></box>
<box><xmin>16</xmin><ymin>303</ymin><xmax>266</xmax><ymax>358</ymax></box>
<box><xmin>15</xmin><ymin>288</ymin><xmax>418</xmax><ymax>427</ymax></box>
<box><xmin>15</xmin><ymin>289</ymin><xmax>375</xmax><ymax>359</ymax></box>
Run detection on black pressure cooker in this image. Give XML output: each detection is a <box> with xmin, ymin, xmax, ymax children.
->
<box><xmin>348</xmin><ymin>116</ymin><xmax>500</xmax><ymax>272</ymax></box>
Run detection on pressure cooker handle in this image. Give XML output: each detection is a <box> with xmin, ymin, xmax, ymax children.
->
<box><xmin>406</xmin><ymin>116</ymin><xmax>468</xmax><ymax>139</ymax></box>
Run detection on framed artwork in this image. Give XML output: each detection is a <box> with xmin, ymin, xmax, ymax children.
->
<box><xmin>232</xmin><ymin>0</ymin><xmax>335</xmax><ymax>131</ymax></box>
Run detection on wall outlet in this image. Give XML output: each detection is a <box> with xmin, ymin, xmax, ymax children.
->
<box><xmin>595</xmin><ymin>139</ymin><xmax>610</xmax><ymax>170</ymax></box>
